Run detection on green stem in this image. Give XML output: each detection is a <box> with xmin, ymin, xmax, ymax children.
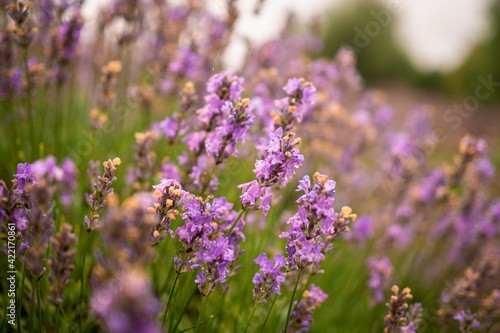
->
<box><xmin>260</xmin><ymin>294</ymin><xmax>277</xmax><ymax>333</ymax></box>
<box><xmin>161</xmin><ymin>271</ymin><xmax>180</xmax><ymax>328</ymax></box>
<box><xmin>172</xmin><ymin>287</ymin><xmax>197</xmax><ymax>332</ymax></box>
<box><xmin>244</xmin><ymin>302</ymin><xmax>258</xmax><ymax>333</ymax></box>
<box><xmin>17</xmin><ymin>265</ymin><xmax>26</xmax><ymax>333</ymax></box>
<box><xmin>284</xmin><ymin>268</ymin><xmax>302</xmax><ymax>333</ymax></box>
<box><xmin>195</xmin><ymin>296</ymin><xmax>207</xmax><ymax>333</ymax></box>
<box><xmin>36</xmin><ymin>279</ymin><xmax>42</xmax><ymax>333</ymax></box>
<box><xmin>22</xmin><ymin>47</ymin><xmax>36</xmax><ymax>159</ymax></box>
<box><xmin>225</xmin><ymin>209</ymin><xmax>245</xmax><ymax>238</ymax></box>
<box><xmin>200</xmin><ymin>164</ymin><xmax>217</xmax><ymax>196</ymax></box>
<box><xmin>30</xmin><ymin>278</ymin><xmax>35</xmax><ymax>330</ymax></box>
<box><xmin>79</xmin><ymin>230</ymin><xmax>88</xmax><ymax>331</ymax></box>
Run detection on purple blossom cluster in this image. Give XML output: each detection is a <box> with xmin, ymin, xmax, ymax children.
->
<box><xmin>207</xmin><ymin>98</ymin><xmax>254</xmax><ymax>164</ymax></box>
<box><xmin>367</xmin><ymin>256</ymin><xmax>395</xmax><ymax>304</ymax></box>
<box><xmin>237</xmin><ymin>181</ymin><xmax>273</xmax><ymax>216</ymax></box>
<box><xmin>84</xmin><ymin>157</ymin><xmax>121</xmax><ymax>232</ymax></box>
<box><xmin>286</xmin><ymin>284</ymin><xmax>328</xmax><ymax>333</ymax></box>
<box><xmin>271</xmin><ymin>77</ymin><xmax>317</xmax><ymax>131</ymax></box>
<box><xmin>383</xmin><ymin>286</ymin><xmax>421</xmax><ymax>333</ymax></box>
<box><xmin>47</xmin><ymin>223</ymin><xmax>77</xmax><ymax>306</ymax></box>
<box><xmin>254</xmin><ymin>127</ymin><xmax>304</xmax><ymax>187</ymax></box>
<box><xmin>280</xmin><ymin>172</ymin><xmax>354</xmax><ymax>270</ymax></box>
<box><xmin>195</xmin><ymin>236</ymin><xmax>235</xmax><ymax>296</ymax></box>
<box><xmin>149</xmin><ymin>178</ymin><xmax>187</xmax><ymax>246</ymax></box>
<box><xmin>91</xmin><ymin>268</ymin><xmax>161</xmax><ymax>333</ymax></box>
<box><xmin>252</xmin><ymin>253</ymin><xmax>287</xmax><ymax>303</ymax></box>
<box><xmin>237</xmin><ymin>126</ymin><xmax>304</xmax><ymax>216</ymax></box>
<box><xmin>174</xmin><ymin>194</ymin><xmax>237</xmax><ymax>275</ymax></box>
<box><xmin>454</xmin><ymin>310</ymin><xmax>480</xmax><ymax>333</ymax></box>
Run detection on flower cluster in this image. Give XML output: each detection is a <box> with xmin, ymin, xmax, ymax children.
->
<box><xmin>128</xmin><ymin>131</ymin><xmax>158</xmax><ymax>191</ymax></box>
<box><xmin>254</xmin><ymin>127</ymin><xmax>303</xmax><ymax>187</ymax></box>
<box><xmin>252</xmin><ymin>253</ymin><xmax>287</xmax><ymax>303</ymax></box>
<box><xmin>286</xmin><ymin>284</ymin><xmax>328</xmax><ymax>333</ymax></box>
<box><xmin>272</xmin><ymin>77</ymin><xmax>317</xmax><ymax>131</ymax></box>
<box><xmin>91</xmin><ymin>268</ymin><xmax>161</xmax><ymax>333</ymax></box>
<box><xmin>89</xmin><ymin>61</ymin><xmax>122</xmax><ymax>129</ymax></box>
<box><xmin>207</xmin><ymin>98</ymin><xmax>254</xmax><ymax>164</ymax></box>
<box><xmin>174</xmin><ymin>194</ymin><xmax>235</xmax><ymax>274</ymax></box>
<box><xmin>47</xmin><ymin>223</ymin><xmax>77</xmax><ymax>306</ymax></box>
<box><xmin>0</xmin><ymin>178</ymin><xmax>28</xmax><ymax>258</ymax></box>
<box><xmin>438</xmin><ymin>247</ymin><xmax>500</xmax><ymax>329</ymax></box>
<box><xmin>280</xmin><ymin>173</ymin><xmax>353</xmax><ymax>271</ymax></box>
<box><xmin>367</xmin><ymin>256</ymin><xmax>395</xmax><ymax>304</ymax></box>
<box><xmin>46</xmin><ymin>12</ymin><xmax>83</xmax><ymax>85</ymax></box>
<box><xmin>84</xmin><ymin>157</ymin><xmax>121</xmax><ymax>232</ymax></box>
<box><xmin>148</xmin><ymin>178</ymin><xmax>186</xmax><ymax>246</ymax></box>
<box><xmin>195</xmin><ymin>236</ymin><xmax>235</xmax><ymax>296</ymax></box>
<box><xmin>22</xmin><ymin>160</ymin><xmax>59</xmax><ymax>280</ymax></box>
<box><xmin>238</xmin><ymin>127</ymin><xmax>303</xmax><ymax>216</ymax></box>
<box><xmin>383</xmin><ymin>285</ymin><xmax>420</xmax><ymax>333</ymax></box>
<box><xmin>454</xmin><ymin>310</ymin><xmax>480</xmax><ymax>333</ymax></box>
<box><xmin>237</xmin><ymin>181</ymin><xmax>272</xmax><ymax>215</ymax></box>
<box><xmin>98</xmin><ymin>193</ymin><xmax>157</xmax><ymax>269</ymax></box>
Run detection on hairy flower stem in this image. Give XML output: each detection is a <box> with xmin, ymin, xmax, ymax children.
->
<box><xmin>161</xmin><ymin>271</ymin><xmax>180</xmax><ymax>328</ymax></box>
<box><xmin>200</xmin><ymin>164</ymin><xmax>218</xmax><ymax>196</ymax></box>
<box><xmin>17</xmin><ymin>265</ymin><xmax>26</xmax><ymax>333</ymax></box>
<box><xmin>284</xmin><ymin>268</ymin><xmax>303</xmax><ymax>333</ymax></box>
<box><xmin>225</xmin><ymin>209</ymin><xmax>245</xmax><ymax>237</ymax></box>
<box><xmin>161</xmin><ymin>253</ymin><xmax>187</xmax><ymax>328</ymax></box>
<box><xmin>172</xmin><ymin>286</ymin><xmax>197</xmax><ymax>332</ymax></box>
<box><xmin>23</xmin><ymin>47</ymin><xmax>36</xmax><ymax>159</ymax></box>
<box><xmin>30</xmin><ymin>279</ymin><xmax>35</xmax><ymax>329</ymax></box>
<box><xmin>244</xmin><ymin>302</ymin><xmax>258</xmax><ymax>333</ymax></box>
<box><xmin>36</xmin><ymin>279</ymin><xmax>42</xmax><ymax>333</ymax></box>
<box><xmin>260</xmin><ymin>294</ymin><xmax>278</xmax><ymax>333</ymax></box>
<box><xmin>195</xmin><ymin>296</ymin><xmax>207</xmax><ymax>333</ymax></box>
<box><xmin>79</xmin><ymin>230</ymin><xmax>88</xmax><ymax>331</ymax></box>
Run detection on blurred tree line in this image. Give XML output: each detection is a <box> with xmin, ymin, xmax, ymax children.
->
<box><xmin>320</xmin><ymin>0</ymin><xmax>500</xmax><ymax>104</ymax></box>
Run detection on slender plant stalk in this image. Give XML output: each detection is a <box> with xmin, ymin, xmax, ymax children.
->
<box><xmin>260</xmin><ymin>294</ymin><xmax>278</xmax><ymax>333</ymax></box>
<box><xmin>244</xmin><ymin>302</ymin><xmax>258</xmax><ymax>333</ymax></box>
<box><xmin>36</xmin><ymin>279</ymin><xmax>42</xmax><ymax>333</ymax></box>
<box><xmin>195</xmin><ymin>296</ymin><xmax>207</xmax><ymax>333</ymax></box>
<box><xmin>79</xmin><ymin>229</ymin><xmax>88</xmax><ymax>331</ymax></box>
<box><xmin>22</xmin><ymin>47</ymin><xmax>36</xmax><ymax>159</ymax></box>
<box><xmin>161</xmin><ymin>253</ymin><xmax>187</xmax><ymax>328</ymax></box>
<box><xmin>284</xmin><ymin>268</ymin><xmax>303</xmax><ymax>333</ymax></box>
<box><xmin>17</xmin><ymin>265</ymin><xmax>26</xmax><ymax>333</ymax></box>
<box><xmin>200</xmin><ymin>164</ymin><xmax>218</xmax><ymax>196</ymax></box>
<box><xmin>30</xmin><ymin>277</ymin><xmax>35</xmax><ymax>330</ymax></box>
<box><xmin>161</xmin><ymin>271</ymin><xmax>180</xmax><ymax>328</ymax></box>
<box><xmin>225</xmin><ymin>209</ymin><xmax>245</xmax><ymax>237</ymax></box>
<box><xmin>172</xmin><ymin>287</ymin><xmax>197</xmax><ymax>332</ymax></box>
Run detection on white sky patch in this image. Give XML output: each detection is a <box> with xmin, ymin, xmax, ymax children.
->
<box><xmin>82</xmin><ymin>0</ymin><xmax>495</xmax><ymax>73</ymax></box>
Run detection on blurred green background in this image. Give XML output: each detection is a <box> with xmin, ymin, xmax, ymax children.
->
<box><xmin>321</xmin><ymin>0</ymin><xmax>500</xmax><ymax>103</ymax></box>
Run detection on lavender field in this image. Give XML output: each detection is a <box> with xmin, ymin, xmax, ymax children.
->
<box><xmin>0</xmin><ymin>0</ymin><xmax>499</xmax><ymax>332</ymax></box>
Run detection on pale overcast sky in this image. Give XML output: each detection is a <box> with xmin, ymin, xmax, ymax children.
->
<box><xmin>83</xmin><ymin>0</ymin><xmax>495</xmax><ymax>72</ymax></box>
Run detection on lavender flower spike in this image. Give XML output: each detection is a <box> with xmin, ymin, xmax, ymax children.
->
<box><xmin>252</xmin><ymin>253</ymin><xmax>287</xmax><ymax>303</ymax></box>
<box><xmin>148</xmin><ymin>178</ymin><xmax>186</xmax><ymax>246</ymax></box>
<box><xmin>383</xmin><ymin>285</ymin><xmax>418</xmax><ymax>333</ymax></box>
<box><xmin>47</xmin><ymin>223</ymin><xmax>77</xmax><ymax>306</ymax></box>
<box><xmin>195</xmin><ymin>236</ymin><xmax>235</xmax><ymax>296</ymax></box>
<box><xmin>84</xmin><ymin>157</ymin><xmax>121</xmax><ymax>232</ymax></box>
<box><xmin>254</xmin><ymin>127</ymin><xmax>303</xmax><ymax>187</ymax></box>
<box><xmin>286</xmin><ymin>284</ymin><xmax>328</xmax><ymax>333</ymax></box>
<box><xmin>91</xmin><ymin>268</ymin><xmax>162</xmax><ymax>333</ymax></box>
<box><xmin>454</xmin><ymin>309</ymin><xmax>480</xmax><ymax>333</ymax></box>
<box><xmin>367</xmin><ymin>256</ymin><xmax>394</xmax><ymax>304</ymax></box>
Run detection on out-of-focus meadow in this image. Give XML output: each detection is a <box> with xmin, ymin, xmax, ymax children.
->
<box><xmin>0</xmin><ymin>0</ymin><xmax>499</xmax><ymax>332</ymax></box>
